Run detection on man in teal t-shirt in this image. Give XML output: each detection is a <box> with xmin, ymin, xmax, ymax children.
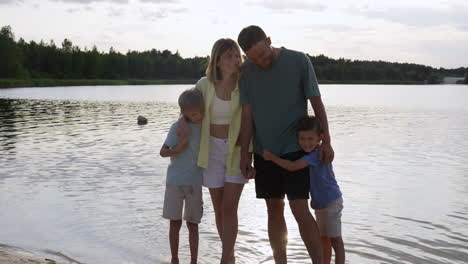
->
<box><xmin>238</xmin><ymin>25</ymin><xmax>334</xmax><ymax>264</ymax></box>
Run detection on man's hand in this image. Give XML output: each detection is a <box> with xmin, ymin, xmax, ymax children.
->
<box><xmin>319</xmin><ymin>142</ymin><xmax>334</xmax><ymax>163</ymax></box>
<box><xmin>240</xmin><ymin>152</ymin><xmax>254</xmax><ymax>179</ymax></box>
<box><xmin>263</xmin><ymin>150</ymin><xmax>274</xmax><ymax>161</ymax></box>
<box><xmin>247</xmin><ymin>167</ymin><xmax>256</xmax><ymax>179</ymax></box>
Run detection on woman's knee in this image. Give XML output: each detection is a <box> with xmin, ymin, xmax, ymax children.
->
<box><xmin>330</xmin><ymin>237</ymin><xmax>344</xmax><ymax>247</ymax></box>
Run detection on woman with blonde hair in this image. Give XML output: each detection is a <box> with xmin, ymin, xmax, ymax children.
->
<box><xmin>195</xmin><ymin>38</ymin><xmax>252</xmax><ymax>264</ymax></box>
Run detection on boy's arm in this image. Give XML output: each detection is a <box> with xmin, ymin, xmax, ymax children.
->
<box><xmin>160</xmin><ymin>136</ymin><xmax>188</xmax><ymax>158</ymax></box>
<box><xmin>263</xmin><ymin>150</ymin><xmax>309</xmax><ymax>172</ymax></box>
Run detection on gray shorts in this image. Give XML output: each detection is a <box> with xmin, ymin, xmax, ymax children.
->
<box><xmin>314</xmin><ymin>197</ymin><xmax>343</xmax><ymax>238</ymax></box>
<box><xmin>162</xmin><ymin>184</ymin><xmax>203</xmax><ymax>224</ymax></box>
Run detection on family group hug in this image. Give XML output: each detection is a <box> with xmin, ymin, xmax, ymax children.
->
<box><xmin>159</xmin><ymin>25</ymin><xmax>344</xmax><ymax>264</ymax></box>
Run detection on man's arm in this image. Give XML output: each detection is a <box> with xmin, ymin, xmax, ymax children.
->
<box><xmin>263</xmin><ymin>150</ymin><xmax>308</xmax><ymax>172</ymax></box>
<box><xmin>309</xmin><ymin>96</ymin><xmax>334</xmax><ymax>163</ymax></box>
<box><xmin>240</xmin><ymin>104</ymin><xmax>254</xmax><ymax>178</ymax></box>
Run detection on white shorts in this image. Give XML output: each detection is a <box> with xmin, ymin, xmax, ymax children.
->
<box><xmin>315</xmin><ymin>197</ymin><xmax>343</xmax><ymax>238</ymax></box>
<box><xmin>162</xmin><ymin>184</ymin><xmax>203</xmax><ymax>224</ymax></box>
<box><xmin>203</xmin><ymin>136</ymin><xmax>248</xmax><ymax>188</ymax></box>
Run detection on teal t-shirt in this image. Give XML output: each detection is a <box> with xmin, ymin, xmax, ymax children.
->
<box><xmin>164</xmin><ymin>120</ymin><xmax>203</xmax><ymax>185</ymax></box>
<box><xmin>239</xmin><ymin>48</ymin><xmax>321</xmax><ymax>156</ymax></box>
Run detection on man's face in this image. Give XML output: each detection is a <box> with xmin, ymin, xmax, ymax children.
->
<box><xmin>245</xmin><ymin>38</ymin><xmax>274</xmax><ymax>69</ymax></box>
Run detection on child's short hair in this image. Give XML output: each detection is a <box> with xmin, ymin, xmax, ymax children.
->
<box><xmin>178</xmin><ymin>88</ymin><xmax>204</xmax><ymax>112</ymax></box>
<box><xmin>297</xmin><ymin>116</ymin><xmax>323</xmax><ymax>135</ymax></box>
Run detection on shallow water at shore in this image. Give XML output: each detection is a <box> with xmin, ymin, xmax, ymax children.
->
<box><xmin>1</xmin><ymin>84</ymin><xmax>468</xmax><ymax>263</ymax></box>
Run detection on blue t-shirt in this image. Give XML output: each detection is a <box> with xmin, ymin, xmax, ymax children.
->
<box><xmin>302</xmin><ymin>148</ymin><xmax>342</xmax><ymax>209</ymax></box>
<box><xmin>164</xmin><ymin>120</ymin><xmax>203</xmax><ymax>185</ymax></box>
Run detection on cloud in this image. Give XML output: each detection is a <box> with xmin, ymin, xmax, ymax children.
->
<box><xmin>140</xmin><ymin>7</ymin><xmax>187</xmax><ymax>21</ymax></box>
<box><xmin>249</xmin><ymin>0</ymin><xmax>326</xmax><ymax>13</ymax></box>
<box><xmin>0</xmin><ymin>0</ymin><xmax>23</xmax><ymax>5</ymax></box>
<box><xmin>302</xmin><ymin>24</ymin><xmax>375</xmax><ymax>34</ymax></box>
<box><xmin>355</xmin><ymin>5</ymin><xmax>468</xmax><ymax>32</ymax></box>
<box><xmin>53</xmin><ymin>0</ymin><xmax>128</xmax><ymax>4</ymax></box>
<box><xmin>139</xmin><ymin>0</ymin><xmax>178</xmax><ymax>3</ymax></box>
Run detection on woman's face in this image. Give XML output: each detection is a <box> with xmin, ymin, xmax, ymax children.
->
<box><xmin>217</xmin><ymin>47</ymin><xmax>242</xmax><ymax>77</ymax></box>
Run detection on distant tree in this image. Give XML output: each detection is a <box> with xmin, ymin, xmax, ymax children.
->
<box><xmin>464</xmin><ymin>73</ymin><xmax>468</xmax><ymax>84</ymax></box>
<box><xmin>0</xmin><ymin>25</ymin><xmax>25</xmax><ymax>78</ymax></box>
<box><xmin>427</xmin><ymin>72</ymin><xmax>441</xmax><ymax>84</ymax></box>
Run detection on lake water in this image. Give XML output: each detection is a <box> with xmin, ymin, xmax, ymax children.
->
<box><xmin>1</xmin><ymin>84</ymin><xmax>467</xmax><ymax>264</ymax></box>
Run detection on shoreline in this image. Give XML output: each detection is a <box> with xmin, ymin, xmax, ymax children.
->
<box><xmin>0</xmin><ymin>78</ymin><xmax>198</xmax><ymax>88</ymax></box>
<box><xmin>0</xmin><ymin>244</ymin><xmax>79</xmax><ymax>264</ymax></box>
<box><xmin>0</xmin><ymin>78</ymin><xmax>439</xmax><ymax>89</ymax></box>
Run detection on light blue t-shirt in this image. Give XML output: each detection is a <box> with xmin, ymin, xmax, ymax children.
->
<box><xmin>164</xmin><ymin>120</ymin><xmax>203</xmax><ymax>185</ymax></box>
<box><xmin>302</xmin><ymin>148</ymin><xmax>342</xmax><ymax>209</ymax></box>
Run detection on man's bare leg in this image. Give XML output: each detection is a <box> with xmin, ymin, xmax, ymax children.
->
<box><xmin>289</xmin><ymin>199</ymin><xmax>323</xmax><ymax>264</ymax></box>
<box><xmin>266</xmin><ymin>198</ymin><xmax>287</xmax><ymax>264</ymax></box>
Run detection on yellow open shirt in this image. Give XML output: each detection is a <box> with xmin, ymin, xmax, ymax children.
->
<box><xmin>195</xmin><ymin>77</ymin><xmax>244</xmax><ymax>176</ymax></box>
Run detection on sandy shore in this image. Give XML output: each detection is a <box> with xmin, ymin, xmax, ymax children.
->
<box><xmin>0</xmin><ymin>244</ymin><xmax>66</xmax><ymax>264</ymax></box>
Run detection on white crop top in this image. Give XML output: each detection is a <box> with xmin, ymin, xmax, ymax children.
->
<box><xmin>211</xmin><ymin>95</ymin><xmax>231</xmax><ymax>125</ymax></box>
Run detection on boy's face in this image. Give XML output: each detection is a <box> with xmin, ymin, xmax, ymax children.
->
<box><xmin>298</xmin><ymin>130</ymin><xmax>322</xmax><ymax>153</ymax></box>
<box><xmin>182</xmin><ymin>108</ymin><xmax>203</xmax><ymax>124</ymax></box>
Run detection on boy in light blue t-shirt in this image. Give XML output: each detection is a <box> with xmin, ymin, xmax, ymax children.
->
<box><xmin>160</xmin><ymin>88</ymin><xmax>204</xmax><ymax>264</ymax></box>
<box><xmin>263</xmin><ymin>116</ymin><xmax>345</xmax><ymax>264</ymax></box>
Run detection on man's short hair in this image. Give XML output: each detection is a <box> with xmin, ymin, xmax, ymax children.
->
<box><xmin>297</xmin><ymin>116</ymin><xmax>324</xmax><ymax>135</ymax></box>
<box><xmin>237</xmin><ymin>25</ymin><xmax>267</xmax><ymax>52</ymax></box>
<box><xmin>178</xmin><ymin>88</ymin><xmax>204</xmax><ymax>112</ymax></box>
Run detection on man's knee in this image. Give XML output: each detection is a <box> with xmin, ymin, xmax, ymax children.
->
<box><xmin>266</xmin><ymin>199</ymin><xmax>285</xmax><ymax>217</ymax></box>
<box><xmin>289</xmin><ymin>199</ymin><xmax>311</xmax><ymax>219</ymax></box>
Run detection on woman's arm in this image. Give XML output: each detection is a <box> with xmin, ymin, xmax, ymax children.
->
<box><xmin>263</xmin><ymin>150</ymin><xmax>309</xmax><ymax>172</ymax></box>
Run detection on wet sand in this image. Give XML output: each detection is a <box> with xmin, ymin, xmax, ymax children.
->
<box><xmin>0</xmin><ymin>244</ymin><xmax>65</xmax><ymax>264</ymax></box>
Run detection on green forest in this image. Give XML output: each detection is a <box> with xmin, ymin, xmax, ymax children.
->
<box><xmin>1</xmin><ymin>25</ymin><xmax>467</xmax><ymax>88</ymax></box>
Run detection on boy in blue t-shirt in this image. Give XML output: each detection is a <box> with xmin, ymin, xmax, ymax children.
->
<box><xmin>160</xmin><ymin>88</ymin><xmax>204</xmax><ymax>264</ymax></box>
<box><xmin>263</xmin><ymin>116</ymin><xmax>345</xmax><ymax>264</ymax></box>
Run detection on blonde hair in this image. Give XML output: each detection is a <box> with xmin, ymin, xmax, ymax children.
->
<box><xmin>206</xmin><ymin>38</ymin><xmax>242</xmax><ymax>82</ymax></box>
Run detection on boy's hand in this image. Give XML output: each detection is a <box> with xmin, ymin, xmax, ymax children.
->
<box><xmin>263</xmin><ymin>150</ymin><xmax>274</xmax><ymax>161</ymax></box>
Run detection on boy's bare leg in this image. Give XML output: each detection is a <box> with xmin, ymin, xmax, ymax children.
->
<box><xmin>187</xmin><ymin>221</ymin><xmax>199</xmax><ymax>264</ymax></box>
<box><xmin>330</xmin><ymin>237</ymin><xmax>345</xmax><ymax>264</ymax></box>
<box><xmin>169</xmin><ymin>220</ymin><xmax>182</xmax><ymax>264</ymax></box>
<box><xmin>266</xmin><ymin>199</ymin><xmax>287</xmax><ymax>264</ymax></box>
<box><xmin>321</xmin><ymin>237</ymin><xmax>332</xmax><ymax>264</ymax></box>
<box><xmin>289</xmin><ymin>199</ymin><xmax>323</xmax><ymax>264</ymax></box>
<box><xmin>220</xmin><ymin>182</ymin><xmax>244</xmax><ymax>264</ymax></box>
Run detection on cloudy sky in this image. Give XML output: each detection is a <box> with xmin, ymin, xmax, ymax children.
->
<box><xmin>1</xmin><ymin>0</ymin><xmax>467</xmax><ymax>68</ymax></box>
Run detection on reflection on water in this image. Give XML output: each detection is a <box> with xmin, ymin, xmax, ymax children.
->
<box><xmin>1</xmin><ymin>85</ymin><xmax>468</xmax><ymax>264</ymax></box>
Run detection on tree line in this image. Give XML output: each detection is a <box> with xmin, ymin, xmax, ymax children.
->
<box><xmin>1</xmin><ymin>25</ymin><xmax>467</xmax><ymax>84</ymax></box>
